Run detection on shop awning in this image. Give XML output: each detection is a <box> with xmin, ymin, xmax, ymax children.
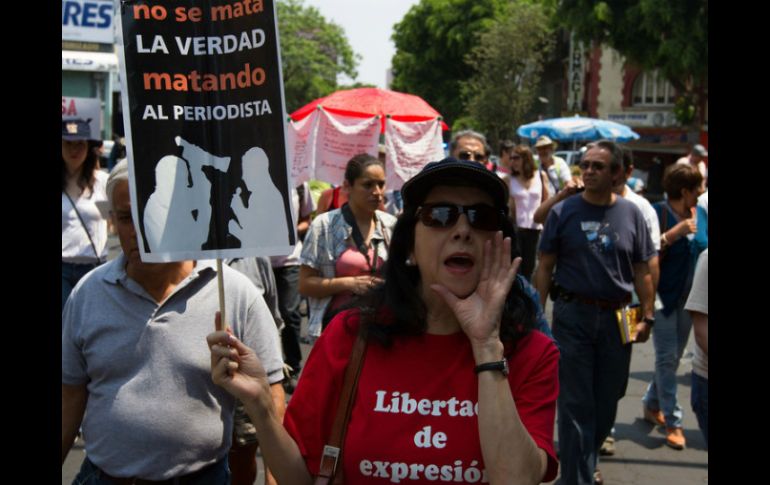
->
<box><xmin>62</xmin><ymin>50</ymin><xmax>118</xmax><ymax>73</ymax></box>
<box><xmin>625</xmin><ymin>142</ymin><xmax>690</xmax><ymax>154</ymax></box>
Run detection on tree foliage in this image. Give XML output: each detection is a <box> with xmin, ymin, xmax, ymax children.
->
<box><xmin>338</xmin><ymin>81</ymin><xmax>378</xmax><ymax>90</ymax></box>
<box><xmin>462</xmin><ymin>1</ymin><xmax>554</xmax><ymax>148</ymax></box>
<box><xmin>554</xmin><ymin>0</ymin><xmax>708</xmax><ymax>125</ymax></box>
<box><xmin>390</xmin><ymin>0</ymin><xmax>508</xmax><ymax>126</ymax></box>
<box><xmin>277</xmin><ymin>0</ymin><xmax>359</xmax><ymax>112</ymax></box>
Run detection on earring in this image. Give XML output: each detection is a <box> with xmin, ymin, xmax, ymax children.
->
<box><xmin>405</xmin><ymin>257</ymin><xmax>416</xmax><ymax>266</ymax></box>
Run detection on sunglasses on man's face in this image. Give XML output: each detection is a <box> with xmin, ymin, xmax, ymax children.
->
<box><xmin>416</xmin><ymin>203</ymin><xmax>503</xmax><ymax>231</ymax></box>
<box><xmin>458</xmin><ymin>151</ymin><xmax>487</xmax><ymax>162</ymax></box>
<box><xmin>578</xmin><ymin>160</ymin><xmax>608</xmax><ymax>172</ymax></box>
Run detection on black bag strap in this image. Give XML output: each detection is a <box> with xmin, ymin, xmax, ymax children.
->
<box><xmin>340</xmin><ymin>203</ymin><xmax>381</xmax><ymax>274</ymax></box>
<box><xmin>64</xmin><ymin>191</ymin><xmax>103</xmax><ymax>263</ymax></box>
<box><xmin>541</xmin><ymin>166</ymin><xmax>562</xmax><ymax>193</ymax></box>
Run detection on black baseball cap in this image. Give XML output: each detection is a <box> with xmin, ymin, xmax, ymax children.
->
<box><xmin>62</xmin><ymin>118</ymin><xmax>93</xmax><ymax>141</ymax></box>
<box><xmin>401</xmin><ymin>157</ymin><xmax>509</xmax><ymax>212</ymax></box>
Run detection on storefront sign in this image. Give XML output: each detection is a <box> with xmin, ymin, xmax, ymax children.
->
<box><xmin>62</xmin><ymin>0</ymin><xmax>115</xmax><ymax>45</ymax></box>
<box><xmin>567</xmin><ymin>32</ymin><xmax>585</xmax><ymax>113</ymax></box>
<box><xmin>607</xmin><ymin>111</ymin><xmax>677</xmax><ymax>128</ymax></box>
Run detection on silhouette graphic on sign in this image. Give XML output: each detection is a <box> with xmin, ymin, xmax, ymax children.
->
<box><xmin>144</xmin><ymin>136</ymin><xmax>231</xmax><ymax>252</ymax></box>
<box><xmin>229</xmin><ymin>146</ymin><xmax>291</xmax><ymax>248</ymax></box>
<box><xmin>143</xmin><ymin>137</ymin><xmax>290</xmax><ymax>254</ymax></box>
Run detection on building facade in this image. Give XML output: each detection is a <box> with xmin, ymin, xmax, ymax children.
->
<box><xmin>580</xmin><ymin>44</ymin><xmax>708</xmax><ymax>199</ymax></box>
<box><xmin>62</xmin><ymin>0</ymin><xmax>120</xmax><ymax>140</ymax></box>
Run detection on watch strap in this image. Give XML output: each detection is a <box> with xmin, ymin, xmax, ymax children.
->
<box><xmin>474</xmin><ymin>360</ymin><xmax>508</xmax><ymax>376</ymax></box>
<box><xmin>643</xmin><ymin>316</ymin><xmax>655</xmax><ymax>327</ymax></box>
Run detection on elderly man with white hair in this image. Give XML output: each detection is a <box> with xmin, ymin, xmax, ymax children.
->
<box><xmin>676</xmin><ymin>144</ymin><xmax>708</xmax><ymax>190</ymax></box>
<box><xmin>62</xmin><ymin>159</ymin><xmax>285</xmax><ymax>484</ymax></box>
<box><xmin>450</xmin><ymin>129</ymin><xmax>492</xmax><ymax>168</ymax></box>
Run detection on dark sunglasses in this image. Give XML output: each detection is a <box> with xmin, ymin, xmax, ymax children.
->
<box><xmin>416</xmin><ymin>203</ymin><xmax>503</xmax><ymax>231</ymax></box>
<box><xmin>458</xmin><ymin>151</ymin><xmax>487</xmax><ymax>162</ymax></box>
<box><xmin>579</xmin><ymin>160</ymin><xmax>608</xmax><ymax>171</ymax></box>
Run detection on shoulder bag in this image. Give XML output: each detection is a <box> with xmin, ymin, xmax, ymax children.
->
<box><xmin>314</xmin><ymin>312</ymin><xmax>370</xmax><ymax>485</ymax></box>
<box><xmin>540</xmin><ymin>167</ymin><xmax>562</xmax><ymax>194</ymax></box>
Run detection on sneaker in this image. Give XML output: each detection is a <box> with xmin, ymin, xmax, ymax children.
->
<box><xmin>665</xmin><ymin>427</ymin><xmax>686</xmax><ymax>450</ymax></box>
<box><xmin>593</xmin><ymin>468</ymin><xmax>604</xmax><ymax>485</ymax></box>
<box><xmin>643</xmin><ymin>406</ymin><xmax>665</xmax><ymax>427</ymax></box>
<box><xmin>599</xmin><ymin>436</ymin><xmax>615</xmax><ymax>456</ymax></box>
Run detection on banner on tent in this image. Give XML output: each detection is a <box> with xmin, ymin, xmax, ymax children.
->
<box><xmin>287</xmin><ymin>109</ymin><xmax>319</xmax><ymax>185</ymax></box>
<box><xmin>314</xmin><ymin>110</ymin><xmax>380</xmax><ymax>184</ymax></box>
<box><xmin>384</xmin><ymin>118</ymin><xmax>444</xmax><ymax>191</ymax></box>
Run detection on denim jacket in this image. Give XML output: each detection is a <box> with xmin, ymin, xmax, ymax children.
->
<box><xmin>300</xmin><ymin>208</ymin><xmax>396</xmax><ymax>337</ymax></box>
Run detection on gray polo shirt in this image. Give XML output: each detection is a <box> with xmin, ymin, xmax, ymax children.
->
<box><xmin>62</xmin><ymin>255</ymin><xmax>284</xmax><ymax>480</ymax></box>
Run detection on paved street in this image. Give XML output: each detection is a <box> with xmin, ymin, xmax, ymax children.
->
<box><xmin>63</xmin><ymin>249</ymin><xmax>707</xmax><ymax>483</ymax></box>
<box><xmin>545</xmin><ymin>326</ymin><xmax>708</xmax><ymax>484</ymax></box>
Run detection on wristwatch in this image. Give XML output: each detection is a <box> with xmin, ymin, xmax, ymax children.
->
<box><xmin>643</xmin><ymin>316</ymin><xmax>655</xmax><ymax>327</ymax></box>
<box><xmin>474</xmin><ymin>359</ymin><xmax>509</xmax><ymax>377</ymax></box>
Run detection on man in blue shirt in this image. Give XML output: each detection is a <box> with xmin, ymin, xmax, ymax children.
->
<box><xmin>534</xmin><ymin>140</ymin><xmax>656</xmax><ymax>485</ymax></box>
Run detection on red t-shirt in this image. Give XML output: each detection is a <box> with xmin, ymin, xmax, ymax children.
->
<box><xmin>284</xmin><ymin>310</ymin><xmax>560</xmax><ymax>483</ymax></box>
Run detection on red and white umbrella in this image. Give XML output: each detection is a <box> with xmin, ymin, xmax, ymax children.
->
<box><xmin>290</xmin><ymin>87</ymin><xmax>449</xmax><ymax>133</ymax></box>
<box><xmin>288</xmin><ymin>88</ymin><xmax>448</xmax><ymax>189</ymax></box>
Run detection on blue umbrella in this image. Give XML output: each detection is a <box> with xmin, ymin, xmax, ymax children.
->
<box><xmin>517</xmin><ymin>115</ymin><xmax>640</xmax><ymax>144</ymax></box>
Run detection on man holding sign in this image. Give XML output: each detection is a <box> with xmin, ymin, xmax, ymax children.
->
<box><xmin>62</xmin><ymin>160</ymin><xmax>285</xmax><ymax>483</ymax></box>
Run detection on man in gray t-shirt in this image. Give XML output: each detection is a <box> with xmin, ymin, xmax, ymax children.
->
<box><xmin>62</xmin><ymin>160</ymin><xmax>285</xmax><ymax>483</ymax></box>
<box><xmin>534</xmin><ymin>141</ymin><xmax>656</xmax><ymax>485</ymax></box>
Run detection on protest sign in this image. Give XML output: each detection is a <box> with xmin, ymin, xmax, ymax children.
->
<box><xmin>117</xmin><ymin>0</ymin><xmax>293</xmax><ymax>262</ymax></box>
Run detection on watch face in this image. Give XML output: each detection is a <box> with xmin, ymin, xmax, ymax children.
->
<box><xmin>502</xmin><ymin>359</ymin><xmax>510</xmax><ymax>376</ymax></box>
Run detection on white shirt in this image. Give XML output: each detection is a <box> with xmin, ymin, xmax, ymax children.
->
<box><xmin>509</xmin><ymin>174</ymin><xmax>544</xmax><ymax>230</ymax></box>
<box><xmin>698</xmin><ymin>191</ymin><xmax>708</xmax><ymax>214</ymax></box>
<box><xmin>685</xmin><ymin>249</ymin><xmax>708</xmax><ymax>379</ymax></box>
<box><xmin>538</xmin><ymin>156</ymin><xmax>571</xmax><ymax>195</ymax></box>
<box><xmin>62</xmin><ymin>170</ymin><xmax>109</xmax><ymax>263</ymax></box>
<box><xmin>622</xmin><ymin>185</ymin><xmax>661</xmax><ymax>251</ymax></box>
